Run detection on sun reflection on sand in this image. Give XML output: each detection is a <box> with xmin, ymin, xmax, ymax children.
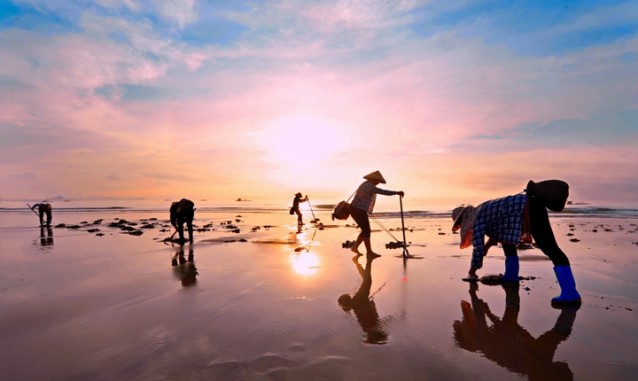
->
<box><xmin>289</xmin><ymin>251</ymin><xmax>320</xmax><ymax>277</ymax></box>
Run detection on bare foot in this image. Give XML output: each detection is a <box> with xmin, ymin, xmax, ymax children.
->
<box><xmin>366</xmin><ymin>252</ymin><xmax>381</xmax><ymax>258</ymax></box>
<box><xmin>350</xmin><ymin>248</ymin><xmax>363</xmax><ymax>256</ymax></box>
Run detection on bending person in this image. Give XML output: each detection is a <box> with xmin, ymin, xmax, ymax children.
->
<box><xmin>451</xmin><ymin>180</ymin><xmax>581</xmax><ymax>305</ymax></box>
<box><xmin>170</xmin><ymin>198</ymin><xmax>195</xmax><ymax>244</ymax></box>
<box><xmin>31</xmin><ymin>203</ymin><xmax>52</xmax><ymax>226</ymax></box>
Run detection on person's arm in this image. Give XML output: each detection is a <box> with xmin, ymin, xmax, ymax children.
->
<box><xmin>469</xmin><ymin>213</ymin><xmax>487</xmax><ymax>274</ymax></box>
<box><xmin>373</xmin><ymin>187</ymin><xmax>404</xmax><ymax>197</ymax></box>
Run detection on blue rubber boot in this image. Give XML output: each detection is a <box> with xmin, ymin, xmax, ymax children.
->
<box><xmin>501</xmin><ymin>256</ymin><xmax>519</xmax><ymax>283</ymax></box>
<box><xmin>552</xmin><ymin>266</ymin><xmax>582</xmax><ymax>305</ymax></box>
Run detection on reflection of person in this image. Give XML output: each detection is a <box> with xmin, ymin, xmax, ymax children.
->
<box><xmin>39</xmin><ymin>226</ymin><xmax>54</xmax><ymax>246</ymax></box>
<box><xmin>350</xmin><ymin>171</ymin><xmax>404</xmax><ymax>257</ymax></box>
<box><xmin>453</xmin><ymin>283</ymin><xmax>578</xmax><ymax>381</ymax></box>
<box><xmin>337</xmin><ymin>255</ymin><xmax>388</xmax><ymax>344</ymax></box>
<box><xmin>170</xmin><ymin>199</ymin><xmax>195</xmax><ymax>244</ymax></box>
<box><xmin>290</xmin><ymin>192</ymin><xmax>309</xmax><ymax>229</ymax></box>
<box><xmin>452</xmin><ymin>180</ymin><xmax>581</xmax><ymax>305</ymax></box>
<box><xmin>31</xmin><ymin>203</ymin><xmax>52</xmax><ymax>226</ymax></box>
<box><xmin>172</xmin><ymin>245</ymin><xmax>198</xmax><ymax>287</ymax></box>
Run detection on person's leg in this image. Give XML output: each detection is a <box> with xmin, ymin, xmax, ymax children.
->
<box><xmin>177</xmin><ymin>217</ymin><xmax>185</xmax><ymax>243</ymax></box>
<box><xmin>502</xmin><ymin>244</ymin><xmax>519</xmax><ymax>282</ymax></box>
<box><xmin>529</xmin><ymin>198</ymin><xmax>569</xmax><ymax>266</ymax></box>
<box><xmin>187</xmin><ymin>219</ymin><xmax>193</xmax><ymax>244</ymax></box>
<box><xmin>38</xmin><ymin>209</ymin><xmax>44</xmax><ymax>226</ymax></box>
<box><xmin>350</xmin><ymin>208</ymin><xmax>369</xmax><ymax>255</ymax></box>
<box><xmin>46</xmin><ymin>209</ymin><xmax>52</xmax><ymax>226</ymax></box>
<box><xmin>529</xmin><ymin>197</ymin><xmax>581</xmax><ymax>305</ymax></box>
<box><xmin>296</xmin><ymin>210</ymin><xmax>303</xmax><ymax>226</ymax></box>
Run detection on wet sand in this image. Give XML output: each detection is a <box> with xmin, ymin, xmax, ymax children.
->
<box><xmin>0</xmin><ymin>209</ymin><xmax>637</xmax><ymax>380</ymax></box>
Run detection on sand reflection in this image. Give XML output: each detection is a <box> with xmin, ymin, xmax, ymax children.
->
<box><xmin>171</xmin><ymin>244</ymin><xmax>198</xmax><ymax>287</ymax></box>
<box><xmin>453</xmin><ymin>283</ymin><xmax>578</xmax><ymax>380</ymax></box>
<box><xmin>338</xmin><ymin>255</ymin><xmax>388</xmax><ymax>345</ymax></box>
<box><xmin>289</xmin><ymin>251</ymin><xmax>320</xmax><ymax>277</ymax></box>
<box><xmin>38</xmin><ymin>226</ymin><xmax>54</xmax><ymax>247</ymax></box>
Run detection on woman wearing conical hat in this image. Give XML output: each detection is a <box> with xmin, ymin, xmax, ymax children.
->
<box><xmin>350</xmin><ymin>171</ymin><xmax>404</xmax><ymax>257</ymax></box>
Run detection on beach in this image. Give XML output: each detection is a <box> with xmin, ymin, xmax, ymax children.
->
<box><xmin>1</xmin><ymin>204</ymin><xmax>637</xmax><ymax>380</ymax></box>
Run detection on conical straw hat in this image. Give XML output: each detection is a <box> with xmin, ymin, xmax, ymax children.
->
<box><xmin>363</xmin><ymin>170</ymin><xmax>386</xmax><ymax>184</ymax></box>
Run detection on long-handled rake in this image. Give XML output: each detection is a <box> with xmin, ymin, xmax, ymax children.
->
<box><xmin>398</xmin><ymin>196</ymin><xmax>421</xmax><ymax>259</ymax></box>
<box><xmin>307</xmin><ymin>199</ymin><xmax>320</xmax><ymax>226</ymax></box>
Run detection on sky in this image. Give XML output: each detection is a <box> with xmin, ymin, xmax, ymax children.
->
<box><xmin>1</xmin><ymin>0</ymin><xmax>637</xmax><ymax>209</ymax></box>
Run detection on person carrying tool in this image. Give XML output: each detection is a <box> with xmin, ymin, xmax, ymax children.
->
<box><xmin>170</xmin><ymin>198</ymin><xmax>195</xmax><ymax>244</ymax></box>
<box><xmin>290</xmin><ymin>192</ymin><xmax>309</xmax><ymax>229</ymax></box>
<box><xmin>349</xmin><ymin>171</ymin><xmax>404</xmax><ymax>257</ymax></box>
<box><xmin>451</xmin><ymin>180</ymin><xmax>581</xmax><ymax>306</ymax></box>
<box><xmin>31</xmin><ymin>202</ymin><xmax>53</xmax><ymax>226</ymax></box>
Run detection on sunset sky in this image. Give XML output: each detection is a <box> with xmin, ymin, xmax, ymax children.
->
<box><xmin>1</xmin><ymin>0</ymin><xmax>637</xmax><ymax>209</ymax></box>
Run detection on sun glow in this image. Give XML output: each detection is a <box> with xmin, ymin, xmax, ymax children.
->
<box><xmin>256</xmin><ymin>112</ymin><xmax>351</xmax><ymax>183</ymax></box>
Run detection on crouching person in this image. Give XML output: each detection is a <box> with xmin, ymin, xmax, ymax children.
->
<box><xmin>451</xmin><ymin>180</ymin><xmax>581</xmax><ymax>306</ymax></box>
<box><xmin>170</xmin><ymin>199</ymin><xmax>195</xmax><ymax>244</ymax></box>
<box><xmin>31</xmin><ymin>203</ymin><xmax>53</xmax><ymax>226</ymax></box>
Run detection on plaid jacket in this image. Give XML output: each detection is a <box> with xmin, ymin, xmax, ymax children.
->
<box><xmin>351</xmin><ymin>180</ymin><xmax>397</xmax><ymax>214</ymax></box>
<box><xmin>471</xmin><ymin>194</ymin><xmax>528</xmax><ymax>269</ymax></box>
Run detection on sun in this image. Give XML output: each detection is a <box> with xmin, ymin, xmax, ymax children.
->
<box><xmin>256</xmin><ymin>112</ymin><xmax>350</xmax><ymax>177</ymax></box>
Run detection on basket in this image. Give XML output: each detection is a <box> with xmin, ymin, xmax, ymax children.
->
<box><xmin>332</xmin><ymin>201</ymin><xmax>352</xmax><ymax>220</ymax></box>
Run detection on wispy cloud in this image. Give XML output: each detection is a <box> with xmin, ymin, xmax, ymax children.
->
<box><xmin>0</xmin><ymin>0</ymin><xmax>636</xmax><ymax>206</ymax></box>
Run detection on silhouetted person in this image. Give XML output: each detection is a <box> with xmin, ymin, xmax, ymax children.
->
<box><xmin>39</xmin><ymin>226</ymin><xmax>54</xmax><ymax>246</ymax></box>
<box><xmin>338</xmin><ymin>255</ymin><xmax>388</xmax><ymax>344</ymax></box>
<box><xmin>453</xmin><ymin>283</ymin><xmax>578</xmax><ymax>381</ymax></box>
<box><xmin>290</xmin><ymin>192</ymin><xmax>308</xmax><ymax>230</ymax></box>
<box><xmin>31</xmin><ymin>203</ymin><xmax>52</xmax><ymax>226</ymax></box>
<box><xmin>170</xmin><ymin>198</ymin><xmax>195</xmax><ymax>244</ymax></box>
<box><xmin>452</xmin><ymin>180</ymin><xmax>581</xmax><ymax>305</ymax></box>
<box><xmin>350</xmin><ymin>171</ymin><xmax>404</xmax><ymax>257</ymax></box>
<box><xmin>172</xmin><ymin>245</ymin><xmax>197</xmax><ymax>287</ymax></box>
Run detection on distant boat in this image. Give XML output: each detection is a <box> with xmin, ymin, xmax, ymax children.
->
<box><xmin>236</xmin><ymin>198</ymin><xmax>251</xmax><ymax>202</ymax></box>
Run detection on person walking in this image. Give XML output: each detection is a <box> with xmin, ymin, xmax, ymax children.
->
<box><xmin>31</xmin><ymin>203</ymin><xmax>53</xmax><ymax>226</ymax></box>
<box><xmin>290</xmin><ymin>192</ymin><xmax>309</xmax><ymax>230</ymax></box>
<box><xmin>350</xmin><ymin>170</ymin><xmax>404</xmax><ymax>257</ymax></box>
<box><xmin>170</xmin><ymin>198</ymin><xmax>195</xmax><ymax>244</ymax></box>
<box><xmin>451</xmin><ymin>180</ymin><xmax>581</xmax><ymax>305</ymax></box>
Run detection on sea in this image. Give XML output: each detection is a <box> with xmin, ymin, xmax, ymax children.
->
<box><xmin>2</xmin><ymin>198</ymin><xmax>638</xmax><ymax>220</ymax></box>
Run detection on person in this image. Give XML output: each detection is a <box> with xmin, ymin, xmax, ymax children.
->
<box><xmin>350</xmin><ymin>170</ymin><xmax>404</xmax><ymax>257</ymax></box>
<box><xmin>170</xmin><ymin>198</ymin><xmax>195</xmax><ymax>244</ymax></box>
<box><xmin>451</xmin><ymin>180</ymin><xmax>581</xmax><ymax>305</ymax></box>
<box><xmin>453</xmin><ymin>282</ymin><xmax>578</xmax><ymax>380</ymax></box>
<box><xmin>31</xmin><ymin>203</ymin><xmax>52</xmax><ymax>226</ymax></box>
<box><xmin>290</xmin><ymin>192</ymin><xmax>309</xmax><ymax>229</ymax></box>
<box><xmin>337</xmin><ymin>254</ymin><xmax>388</xmax><ymax>344</ymax></box>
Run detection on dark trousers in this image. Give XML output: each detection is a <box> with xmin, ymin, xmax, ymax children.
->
<box><xmin>528</xmin><ymin>196</ymin><xmax>570</xmax><ymax>266</ymax></box>
<box><xmin>39</xmin><ymin>210</ymin><xmax>52</xmax><ymax>226</ymax></box>
<box><xmin>351</xmin><ymin>207</ymin><xmax>371</xmax><ymax>238</ymax></box>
